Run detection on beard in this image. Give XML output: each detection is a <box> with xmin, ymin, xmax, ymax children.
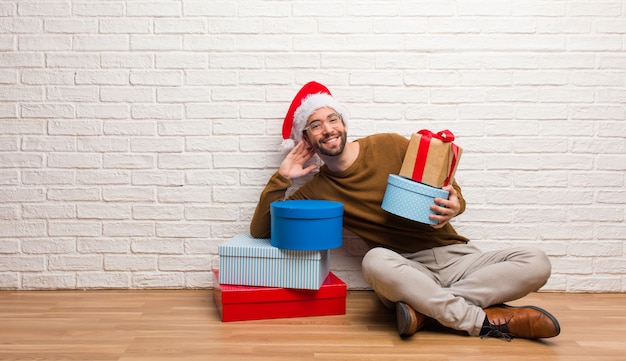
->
<box><xmin>310</xmin><ymin>130</ymin><xmax>348</xmax><ymax>157</ymax></box>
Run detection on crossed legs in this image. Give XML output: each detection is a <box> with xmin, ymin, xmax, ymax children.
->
<box><xmin>361</xmin><ymin>243</ymin><xmax>551</xmax><ymax>336</ymax></box>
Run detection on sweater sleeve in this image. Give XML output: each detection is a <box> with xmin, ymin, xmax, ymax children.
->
<box><xmin>249</xmin><ymin>171</ymin><xmax>293</xmax><ymax>238</ymax></box>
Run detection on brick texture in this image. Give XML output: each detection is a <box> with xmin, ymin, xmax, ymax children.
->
<box><xmin>0</xmin><ymin>0</ymin><xmax>624</xmax><ymax>291</ymax></box>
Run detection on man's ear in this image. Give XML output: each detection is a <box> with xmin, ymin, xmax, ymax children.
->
<box><xmin>302</xmin><ymin>132</ymin><xmax>311</xmax><ymax>145</ymax></box>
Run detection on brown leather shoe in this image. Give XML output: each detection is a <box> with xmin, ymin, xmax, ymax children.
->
<box><xmin>396</xmin><ymin>302</ymin><xmax>426</xmax><ymax>337</ymax></box>
<box><xmin>483</xmin><ymin>304</ymin><xmax>561</xmax><ymax>341</ymax></box>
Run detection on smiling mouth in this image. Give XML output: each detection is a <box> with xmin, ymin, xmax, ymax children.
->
<box><xmin>322</xmin><ymin>135</ymin><xmax>340</xmax><ymax>145</ymax></box>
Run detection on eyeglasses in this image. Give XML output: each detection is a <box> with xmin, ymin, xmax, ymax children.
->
<box><xmin>303</xmin><ymin>113</ymin><xmax>343</xmax><ymax>135</ymax></box>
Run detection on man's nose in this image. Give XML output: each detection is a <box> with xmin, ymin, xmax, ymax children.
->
<box><xmin>321</xmin><ymin>121</ymin><xmax>334</xmax><ymax>132</ymax></box>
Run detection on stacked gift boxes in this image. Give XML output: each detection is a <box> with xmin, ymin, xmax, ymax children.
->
<box><xmin>382</xmin><ymin>129</ymin><xmax>462</xmax><ymax>224</ymax></box>
<box><xmin>213</xmin><ymin>200</ymin><xmax>347</xmax><ymax>322</ymax></box>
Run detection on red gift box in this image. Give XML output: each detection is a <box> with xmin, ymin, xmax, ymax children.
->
<box><xmin>399</xmin><ymin>129</ymin><xmax>462</xmax><ymax>188</ymax></box>
<box><xmin>212</xmin><ymin>270</ymin><xmax>346</xmax><ymax>322</ymax></box>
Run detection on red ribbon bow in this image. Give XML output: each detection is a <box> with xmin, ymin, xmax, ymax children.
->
<box><xmin>412</xmin><ymin>129</ymin><xmax>460</xmax><ymax>187</ymax></box>
<box><xmin>418</xmin><ymin>129</ymin><xmax>455</xmax><ymax>142</ymax></box>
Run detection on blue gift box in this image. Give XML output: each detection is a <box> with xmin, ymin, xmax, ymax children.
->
<box><xmin>218</xmin><ymin>234</ymin><xmax>329</xmax><ymax>290</ymax></box>
<box><xmin>270</xmin><ymin>200</ymin><xmax>343</xmax><ymax>251</ymax></box>
<box><xmin>381</xmin><ymin>174</ymin><xmax>449</xmax><ymax>225</ymax></box>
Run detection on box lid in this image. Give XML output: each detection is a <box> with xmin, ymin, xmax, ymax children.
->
<box><xmin>219</xmin><ymin>234</ymin><xmax>325</xmax><ymax>260</ymax></box>
<box><xmin>271</xmin><ymin>200</ymin><xmax>343</xmax><ymax>219</ymax></box>
<box><xmin>213</xmin><ymin>270</ymin><xmax>347</xmax><ymax>303</ymax></box>
<box><xmin>388</xmin><ymin>174</ymin><xmax>449</xmax><ymax>198</ymax></box>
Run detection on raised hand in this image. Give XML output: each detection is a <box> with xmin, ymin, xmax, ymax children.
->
<box><xmin>278</xmin><ymin>140</ymin><xmax>318</xmax><ymax>180</ymax></box>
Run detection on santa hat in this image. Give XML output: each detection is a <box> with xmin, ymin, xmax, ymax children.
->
<box><xmin>280</xmin><ymin>81</ymin><xmax>348</xmax><ymax>152</ymax></box>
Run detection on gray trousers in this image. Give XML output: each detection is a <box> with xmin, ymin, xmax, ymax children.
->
<box><xmin>361</xmin><ymin>243</ymin><xmax>551</xmax><ymax>336</ymax></box>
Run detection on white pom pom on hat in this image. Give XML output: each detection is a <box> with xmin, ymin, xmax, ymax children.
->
<box><xmin>280</xmin><ymin>81</ymin><xmax>347</xmax><ymax>152</ymax></box>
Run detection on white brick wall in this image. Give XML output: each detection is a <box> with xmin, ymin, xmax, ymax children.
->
<box><xmin>0</xmin><ymin>0</ymin><xmax>624</xmax><ymax>292</ymax></box>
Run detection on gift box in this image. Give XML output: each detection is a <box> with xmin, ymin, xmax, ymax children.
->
<box><xmin>213</xmin><ymin>270</ymin><xmax>347</xmax><ymax>322</ymax></box>
<box><xmin>270</xmin><ymin>200</ymin><xmax>343</xmax><ymax>250</ymax></box>
<box><xmin>382</xmin><ymin>174</ymin><xmax>449</xmax><ymax>225</ymax></box>
<box><xmin>399</xmin><ymin>129</ymin><xmax>462</xmax><ymax>188</ymax></box>
<box><xmin>218</xmin><ymin>234</ymin><xmax>329</xmax><ymax>290</ymax></box>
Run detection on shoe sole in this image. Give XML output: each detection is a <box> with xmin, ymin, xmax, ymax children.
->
<box><xmin>497</xmin><ymin>304</ymin><xmax>561</xmax><ymax>336</ymax></box>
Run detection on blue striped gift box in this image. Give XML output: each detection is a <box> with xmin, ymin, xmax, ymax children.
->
<box><xmin>218</xmin><ymin>234</ymin><xmax>330</xmax><ymax>290</ymax></box>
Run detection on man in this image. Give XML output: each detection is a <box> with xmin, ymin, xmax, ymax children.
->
<box><xmin>250</xmin><ymin>81</ymin><xmax>560</xmax><ymax>341</ymax></box>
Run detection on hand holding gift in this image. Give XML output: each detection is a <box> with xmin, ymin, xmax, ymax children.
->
<box><xmin>429</xmin><ymin>184</ymin><xmax>462</xmax><ymax>228</ymax></box>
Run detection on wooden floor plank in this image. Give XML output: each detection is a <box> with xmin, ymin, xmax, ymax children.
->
<box><xmin>0</xmin><ymin>290</ymin><xmax>625</xmax><ymax>361</ymax></box>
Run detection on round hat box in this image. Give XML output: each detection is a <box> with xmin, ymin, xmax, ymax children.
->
<box><xmin>381</xmin><ymin>174</ymin><xmax>449</xmax><ymax>225</ymax></box>
<box><xmin>270</xmin><ymin>200</ymin><xmax>343</xmax><ymax>250</ymax></box>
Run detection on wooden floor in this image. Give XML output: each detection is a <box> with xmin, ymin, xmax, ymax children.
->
<box><xmin>1</xmin><ymin>290</ymin><xmax>625</xmax><ymax>361</ymax></box>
